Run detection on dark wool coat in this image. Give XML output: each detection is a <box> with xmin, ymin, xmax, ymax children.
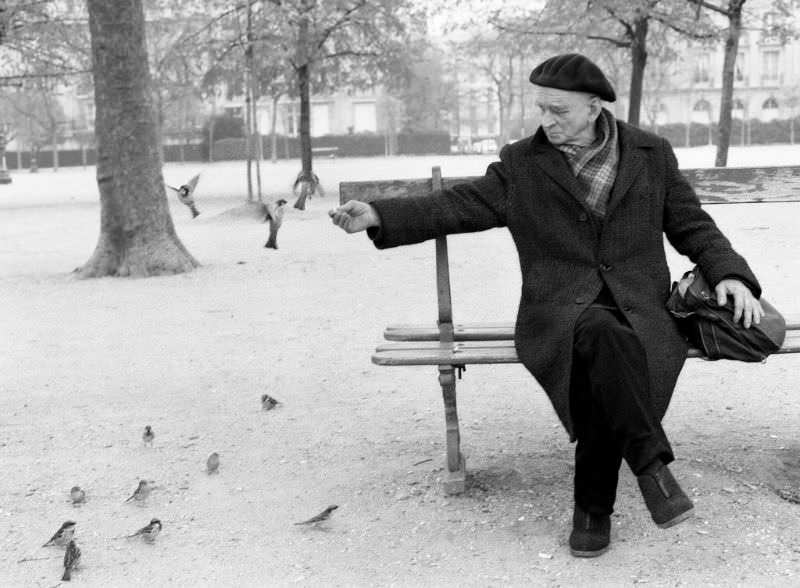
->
<box><xmin>368</xmin><ymin>120</ymin><xmax>760</xmax><ymax>438</ymax></box>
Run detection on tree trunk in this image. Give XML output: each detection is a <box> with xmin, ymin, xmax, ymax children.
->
<box><xmin>80</xmin><ymin>0</ymin><xmax>199</xmax><ymax>278</ymax></box>
<box><xmin>0</xmin><ymin>132</ymin><xmax>11</xmax><ymax>184</ymax></box>
<box><xmin>293</xmin><ymin>7</ymin><xmax>316</xmax><ymax>211</ymax></box>
<box><xmin>294</xmin><ymin>61</ymin><xmax>314</xmax><ymax>210</ymax></box>
<box><xmin>244</xmin><ymin>0</ymin><xmax>254</xmax><ymax>202</ymax></box>
<box><xmin>270</xmin><ymin>94</ymin><xmax>279</xmax><ymax>163</ymax></box>
<box><xmin>714</xmin><ymin>0</ymin><xmax>745</xmax><ymax>168</ymax></box>
<box><xmin>627</xmin><ymin>16</ymin><xmax>648</xmax><ymax>127</ymax></box>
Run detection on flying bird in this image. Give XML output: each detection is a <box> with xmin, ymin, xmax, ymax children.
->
<box><xmin>264</xmin><ymin>199</ymin><xmax>288</xmax><ymax>249</ymax></box>
<box><xmin>125</xmin><ymin>480</ymin><xmax>152</xmax><ymax>503</ymax></box>
<box><xmin>43</xmin><ymin>520</ymin><xmax>77</xmax><ymax>547</ymax></box>
<box><xmin>206</xmin><ymin>452</ymin><xmax>220</xmax><ymax>474</ymax></box>
<box><xmin>261</xmin><ymin>393</ymin><xmax>281</xmax><ymax>411</ymax></box>
<box><xmin>142</xmin><ymin>425</ymin><xmax>154</xmax><ymax>447</ymax></box>
<box><xmin>70</xmin><ymin>486</ymin><xmax>86</xmax><ymax>506</ymax></box>
<box><xmin>167</xmin><ymin>174</ymin><xmax>201</xmax><ymax>218</ymax></box>
<box><xmin>126</xmin><ymin>518</ymin><xmax>162</xmax><ymax>543</ymax></box>
<box><xmin>61</xmin><ymin>539</ymin><xmax>81</xmax><ymax>582</ymax></box>
<box><xmin>294</xmin><ymin>505</ymin><xmax>339</xmax><ymax>526</ymax></box>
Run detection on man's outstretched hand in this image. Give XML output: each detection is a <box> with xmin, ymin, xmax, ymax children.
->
<box><xmin>329</xmin><ymin>200</ymin><xmax>380</xmax><ymax>233</ymax></box>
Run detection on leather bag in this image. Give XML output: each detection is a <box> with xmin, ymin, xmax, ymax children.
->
<box><xmin>666</xmin><ymin>266</ymin><xmax>786</xmax><ymax>362</ymax></box>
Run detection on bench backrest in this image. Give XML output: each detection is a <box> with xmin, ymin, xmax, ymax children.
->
<box><xmin>339</xmin><ymin>164</ymin><xmax>800</xmax><ymax>339</ymax></box>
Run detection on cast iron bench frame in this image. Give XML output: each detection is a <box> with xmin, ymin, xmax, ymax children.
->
<box><xmin>340</xmin><ymin>164</ymin><xmax>800</xmax><ymax>494</ymax></box>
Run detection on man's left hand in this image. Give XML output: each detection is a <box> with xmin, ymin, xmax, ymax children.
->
<box><xmin>715</xmin><ymin>279</ymin><xmax>764</xmax><ymax>328</ymax></box>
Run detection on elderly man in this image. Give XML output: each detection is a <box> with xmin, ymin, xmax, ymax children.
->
<box><xmin>330</xmin><ymin>53</ymin><xmax>763</xmax><ymax>557</ymax></box>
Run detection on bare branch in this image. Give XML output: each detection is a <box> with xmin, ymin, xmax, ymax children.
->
<box><xmin>686</xmin><ymin>0</ymin><xmax>730</xmax><ymax>17</ymax></box>
<box><xmin>313</xmin><ymin>0</ymin><xmax>368</xmax><ymax>55</ymax></box>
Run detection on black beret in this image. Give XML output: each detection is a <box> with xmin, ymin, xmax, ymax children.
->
<box><xmin>529</xmin><ymin>53</ymin><xmax>616</xmax><ymax>102</ymax></box>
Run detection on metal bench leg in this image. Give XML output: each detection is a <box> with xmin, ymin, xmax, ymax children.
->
<box><xmin>438</xmin><ymin>365</ymin><xmax>465</xmax><ymax>494</ymax></box>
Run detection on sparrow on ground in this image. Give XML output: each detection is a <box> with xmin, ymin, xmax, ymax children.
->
<box><xmin>167</xmin><ymin>173</ymin><xmax>201</xmax><ymax>218</ymax></box>
<box><xmin>206</xmin><ymin>452</ymin><xmax>220</xmax><ymax>474</ymax></box>
<box><xmin>142</xmin><ymin>425</ymin><xmax>155</xmax><ymax>447</ymax></box>
<box><xmin>61</xmin><ymin>539</ymin><xmax>81</xmax><ymax>581</ymax></box>
<box><xmin>43</xmin><ymin>520</ymin><xmax>77</xmax><ymax>547</ymax></box>
<box><xmin>70</xmin><ymin>486</ymin><xmax>86</xmax><ymax>506</ymax></box>
<box><xmin>264</xmin><ymin>199</ymin><xmax>288</xmax><ymax>249</ymax></box>
<box><xmin>294</xmin><ymin>505</ymin><xmax>339</xmax><ymax>526</ymax></box>
<box><xmin>261</xmin><ymin>393</ymin><xmax>281</xmax><ymax>411</ymax></box>
<box><xmin>125</xmin><ymin>479</ymin><xmax>152</xmax><ymax>503</ymax></box>
<box><xmin>126</xmin><ymin>518</ymin><xmax>162</xmax><ymax>543</ymax></box>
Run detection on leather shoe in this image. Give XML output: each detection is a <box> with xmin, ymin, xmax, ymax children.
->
<box><xmin>637</xmin><ymin>461</ymin><xmax>694</xmax><ymax>528</ymax></box>
<box><xmin>569</xmin><ymin>504</ymin><xmax>610</xmax><ymax>557</ymax></box>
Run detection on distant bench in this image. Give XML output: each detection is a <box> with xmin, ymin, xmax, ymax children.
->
<box><xmin>340</xmin><ymin>165</ymin><xmax>800</xmax><ymax>494</ymax></box>
<box><xmin>312</xmin><ymin>146</ymin><xmax>339</xmax><ymax>158</ymax></box>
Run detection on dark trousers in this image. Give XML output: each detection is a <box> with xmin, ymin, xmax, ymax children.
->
<box><xmin>570</xmin><ymin>294</ymin><xmax>674</xmax><ymax>515</ymax></box>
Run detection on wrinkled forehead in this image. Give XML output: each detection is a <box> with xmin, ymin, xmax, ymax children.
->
<box><xmin>533</xmin><ymin>85</ymin><xmax>593</xmax><ymax>107</ymax></box>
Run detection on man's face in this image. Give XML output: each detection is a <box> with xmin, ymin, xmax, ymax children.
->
<box><xmin>533</xmin><ymin>86</ymin><xmax>600</xmax><ymax>146</ymax></box>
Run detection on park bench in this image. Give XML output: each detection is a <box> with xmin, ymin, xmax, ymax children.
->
<box><xmin>339</xmin><ymin>164</ymin><xmax>800</xmax><ymax>494</ymax></box>
<box><xmin>312</xmin><ymin>146</ymin><xmax>339</xmax><ymax>158</ymax></box>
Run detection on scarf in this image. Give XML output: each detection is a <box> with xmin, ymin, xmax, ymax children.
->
<box><xmin>555</xmin><ymin>108</ymin><xmax>619</xmax><ymax>219</ymax></box>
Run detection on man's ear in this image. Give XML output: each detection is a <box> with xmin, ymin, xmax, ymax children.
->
<box><xmin>588</xmin><ymin>96</ymin><xmax>602</xmax><ymax>121</ymax></box>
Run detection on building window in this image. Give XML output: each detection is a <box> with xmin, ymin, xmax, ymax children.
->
<box><xmin>735</xmin><ymin>52</ymin><xmax>745</xmax><ymax>82</ymax></box>
<box><xmin>762</xmin><ymin>96</ymin><xmax>779</xmax><ymax>109</ymax></box>
<box><xmin>762</xmin><ymin>50</ymin><xmax>780</xmax><ymax>83</ymax></box>
<box><xmin>311</xmin><ymin>102</ymin><xmax>330</xmax><ymax>136</ymax></box>
<box><xmin>352</xmin><ymin>102</ymin><xmax>376</xmax><ymax>133</ymax></box>
<box><xmin>693</xmin><ymin>99</ymin><xmax>711</xmax><ymax>112</ymax></box>
<box><xmin>693</xmin><ymin>54</ymin><xmax>710</xmax><ymax>83</ymax></box>
<box><xmin>655</xmin><ymin>103</ymin><xmax>668</xmax><ymax>125</ymax></box>
<box><xmin>281</xmin><ymin>103</ymin><xmax>298</xmax><ymax>137</ymax></box>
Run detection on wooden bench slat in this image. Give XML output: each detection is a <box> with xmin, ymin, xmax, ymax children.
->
<box><xmin>385</xmin><ymin>315</ymin><xmax>800</xmax><ymax>342</ymax></box>
<box><xmin>385</xmin><ymin>322</ymin><xmax>515</xmax><ymax>341</ymax></box>
<box><xmin>373</xmin><ymin>329</ymin><xmax>800</xmax><ymax>366</ymax></box>
<box><xmin>339</xmin><ymin>165</ymin><xmax>800</xmax><ymax>205</ymax></box>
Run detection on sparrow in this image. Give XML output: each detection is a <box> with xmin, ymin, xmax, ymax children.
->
<box><xmin>167</xmin><ymin>173</ymin><xmax>200</xmax><ymax>218</ymax></box>
<box><xmin>264</xmin><ymin>199</ymin><xmax>287</xmax><ymax>249</ymax></box>
<box><xmin>261</xmin><ymin>393</ymin><xmax>281</xmax><ymax>411</ymax></box>
<box><xmin>142</xmin><ymin>425</ymin><xmax>154</xmax><ymax>447</ymax></box>
<box><xmin>292</xmin><ymin>171</ymin><xmax>323</xmax><ymax>210</ymax></box>
<box><xmin>294</xmin><ymin>505</ymin><xmax>339</xmax><ymax>526</ymax></box>
<box><xmin>61</xmin><ymin>539</ymin><xmax>81</xmax><ymax>581</ymax></box>
<box><xmin>43</xmin><ymin>520</ymin><xmax>77</xmax><ymax>547</ymax></box>
<box><xmin>126</xmin><ymin>518</ymin><xmax>162</xmax><ymax>543</ymax></box>
<box><xmin>70</xmin><ymin>486</ymin><xmax>86</xmax><ymax>506</ymax></box>
<box><xmin>125</xmin><ymin>479</ymin><xmax>152</xmax><ymax>503</ymax></box>
<box><xmin>206</xmin><ymin>452</ymin><xmax>220</xmax><ymax>474</ymax></box>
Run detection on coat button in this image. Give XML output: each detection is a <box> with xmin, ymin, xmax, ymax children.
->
<box><xmin>574</xmin><ymin>297</ymin><xmax>585</xmax><ymax>304</ymax></box>
<box><xmin>578</xmin><ymin>213</ymin><xmax>589</xmax><ymax>222</ymax></box>
<box><xmin>600</xmin><ymin>263</ymin><xmax>612</xmax><ymax>272</ymax></box>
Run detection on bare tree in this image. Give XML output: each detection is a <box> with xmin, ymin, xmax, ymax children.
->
<box><xmin>687</xmin><ymin>0</ymin><xmax>746</xmax><ymax>167</ymax></box>
<box><xmin>688</xmin><ymin>0</ymin><xmax>798</xmax><ymax>166</ymax></box>
<box><xmin>491</xmin><ymin>0</ymin><xmax>714</xmax><ymax>127</ymax></box>
<box><xmin>80</xmin><ymin>0</ymin><xmax>199</xmax><ymax>278</ymax></box>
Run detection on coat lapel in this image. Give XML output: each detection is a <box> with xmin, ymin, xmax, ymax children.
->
<box><xmin>606</xmin><ymin>123</ymin><xmax>654</xmax><ymax>216</ymax></box>
<box><xmin>529</xmin><ymin>131</ymin><xmax>591</xmax><ymax>213</ymax></box>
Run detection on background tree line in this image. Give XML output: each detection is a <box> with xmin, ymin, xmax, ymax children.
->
<box><xmin>0</xmin><ymin>0</ymin><xmax>797</xmax><ymax>277</ymax></box>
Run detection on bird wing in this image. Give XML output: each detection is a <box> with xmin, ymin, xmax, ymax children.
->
<box><xmin>185</xmin><ymin>174</ymin><xmax>200</xmax><ymax>194</ymax></box>
<box><xmin>166</xmin><ymin>184</ymin><xmax>179</xmax><ymax>193</ymax></box>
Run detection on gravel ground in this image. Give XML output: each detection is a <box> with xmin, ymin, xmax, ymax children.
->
<box><xmin>2</xmin><ymin>147</ymin><xmax>800</xmax><ymax>587</ymax></box>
